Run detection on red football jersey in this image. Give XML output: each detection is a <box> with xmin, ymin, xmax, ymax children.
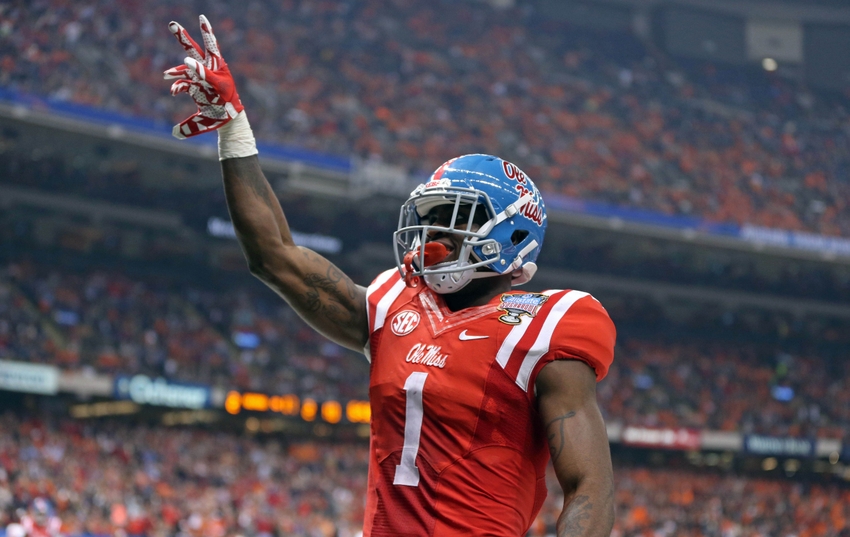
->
<box><xmin>362</xmin><ymin>269</ymin><xmax>616</xmax><ymax>536</ymax></box>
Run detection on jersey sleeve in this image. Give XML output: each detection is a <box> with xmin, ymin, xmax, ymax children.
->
<box><xmin>366</xmin><ymin>269</ymin><xmax>401</xmax><ymax>333</ymax></box>
<box><xmin>534</xmin><ymin>293</ymin><xmax>616</xmax><ymax>383</ymax></box>
<box><xmin>364</xmin><ymin>268</ymin><xmax>407</xmax><ymax>361</ymax></box>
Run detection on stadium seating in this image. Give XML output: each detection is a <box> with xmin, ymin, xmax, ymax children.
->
<box><xmin>2</xmin><ymin>261</ymin><xmax>370</xmax><ymax>400</ymax></box>
<box><xmin>0</xmin><ymin>414</ymin><xmax>846</xmax><ymax>537</ymax></box>
<box><xmin>3</xmin><ymin>146</ymin><xmax>850</xmax><ymax>304</ymax></box>
<box><xmin>3</xmin><ymin>260</ymin><xmax>848</xmax><ymax>439</ymax></box>
<box><xmin>0</xmin><ymin>269</ymin><xmax>55</xmax><ymax>365</ymax></box>
<box><xmin>601</xmin><ymin>339</ymin><xmax>850</xmax><ymax>439</ymax></box>
<box><xmin>2</xmin><ymin>0</ymin><xmax>849</xmax><ymax>237</ymax></box>
<box><xmin>2</xmin><ymin>3</ymin><xmax>849</xmax><ymax>534</ymax></box>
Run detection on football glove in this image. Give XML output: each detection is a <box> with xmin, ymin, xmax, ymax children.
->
<box><xmin>164</xmin><ymin>15</ymin><xmax>244</xmax><ymax>139</ymax></box>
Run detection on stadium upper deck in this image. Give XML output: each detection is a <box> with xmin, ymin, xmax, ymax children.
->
<box><xmin>1</xmin><ymin>0</ymin><xmax>849</xmax><ymax>238</ymax></box>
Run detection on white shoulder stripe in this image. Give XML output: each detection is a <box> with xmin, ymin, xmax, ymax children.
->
<box><xmin>495</xmin><ymin>315</ymin><xmax>533</xmax><ymax>368</ymax></box>
<box><xmin>495</xmin><ymin>289</ymin><xmax>563</xmax><ymax>369</ymax></box>
<box><xmin>515</xmin><ymin>290</ymin><xmax>589</xmax><ymax>391</ymax></box>
<box><xmin>374</xmin><ymin>278</ymin><xmax>407</xmax><ymax>332</ymax></box>
<box><xmin>366</xmin><ymin>268</ymin><xmax>398</xmax><ymax>328</ymax></box>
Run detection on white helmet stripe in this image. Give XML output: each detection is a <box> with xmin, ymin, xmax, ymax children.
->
<box><xmin>476</xmin><ymin>193</ymin><xmax>534</xmax><ymax>236</ymax></box>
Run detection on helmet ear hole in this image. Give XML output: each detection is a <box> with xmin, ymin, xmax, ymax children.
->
<box><xmin>511</xmin><ymin>230</ymin><xmax>529</xmax><ymax>246</ymax></box>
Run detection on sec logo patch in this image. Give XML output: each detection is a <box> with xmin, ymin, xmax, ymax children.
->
<box><xmin>391</xmin><ymin>310</ymin><xmax>421</xmax><ymax>336</ymax></box>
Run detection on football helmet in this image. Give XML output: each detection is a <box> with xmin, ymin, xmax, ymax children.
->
<box><xmin>394</xmin><ymin>154</ymin><xmax>547</xmax><ymax>293</ymax></box>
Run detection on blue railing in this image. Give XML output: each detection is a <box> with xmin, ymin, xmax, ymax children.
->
<box><xmin>0</xmin><ymin>88</ymin><xmax>351</xmax><ymax>173</ymax></box>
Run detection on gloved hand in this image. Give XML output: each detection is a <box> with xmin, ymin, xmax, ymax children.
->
<box><xmin>164</xmin><ymin>15</ymin><xmax>245</xmax><ymax>139</ymax></box>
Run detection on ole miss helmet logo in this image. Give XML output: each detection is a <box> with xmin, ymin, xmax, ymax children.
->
<box><xmin>391</xmin><ymin>310</ymin><xmax>421</xmax><ymax>336</ymax></box>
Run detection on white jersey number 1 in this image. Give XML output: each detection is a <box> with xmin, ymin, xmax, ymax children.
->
<box><xmin>393</xmin><ymin>372</ymin><xmax>428</xmax><ymax>486</ymax></box>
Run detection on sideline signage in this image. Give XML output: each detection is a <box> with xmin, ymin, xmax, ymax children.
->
<box><xmin>622</xmin><ymin>426</ymin><xmax>701</xmax><ymax>450</ymax></box>
<box><xmin>744</xmin><ymin>435</ymin><xmax>814</xmax><ymax>457</ymax></box>
<box><xmin>115</xmin><ymin>375</ymin><xmax>210</xmax><ymax>409</ymax></box>
<box><xmin>0</xmin><ymin>360</ymin><xmax>59</xmax><ymax>395</ymax></box>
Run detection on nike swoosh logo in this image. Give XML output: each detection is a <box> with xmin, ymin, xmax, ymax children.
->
<box><xmin>459</xmin><ymin>330</ymin><xmax>489</xmax><ymax>341</ymax></box>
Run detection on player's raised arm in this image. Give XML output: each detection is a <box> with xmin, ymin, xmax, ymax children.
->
<box><xmin>163</xmin><ymin>16</ymin><xmax>368</xmax><ymax>351</ymax></box>
<box><xmin>536</xmin><ymin>360</ymin><xmax>615</xmax><ymax>537</ymax></box>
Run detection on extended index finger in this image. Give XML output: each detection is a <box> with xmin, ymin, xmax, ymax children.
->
<box><xmin>168</xmin><ymin>21</ymin><xmax>205</xmax><ymax>62</ymax></box>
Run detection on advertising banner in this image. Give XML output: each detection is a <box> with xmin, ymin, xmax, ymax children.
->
<box><xmin>0</xmin><ymin>360</ymin><xmax>59</xmax><ymax>395</ymax></box>
<box><xmin>115</xmin><ymin>375</ymin><xmax>210</xmax><ymax>409</ymax></box>
<box><xmin>622</xmin><ymin>426</ymin><xmax>701</xmax><ymax>450</ymax></box>
<box><xmin>207</xmin><ymin>217</ymin><xmax>342</xmax><ymax>254</ymax></box>
<box><xmin>744</xmin><ymin>435</ymin><xmax>814</xmax><ymax>457</ymax></box>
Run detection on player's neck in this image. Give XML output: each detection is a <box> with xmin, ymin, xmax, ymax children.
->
<box><xmin>440</xmin><ymin>274</ymin><xmax>513</xmax><ymax>312</ymax></box>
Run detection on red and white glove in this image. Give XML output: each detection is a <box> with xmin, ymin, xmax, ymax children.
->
<box><xmin>164</xmin><ymin>15</ymin><xmax>244</xmax><ymax>139</ymax></box>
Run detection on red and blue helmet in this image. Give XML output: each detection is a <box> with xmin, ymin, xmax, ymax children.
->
<box><xmin>394</xmin><ymin>154</ymin><xmax>547</xmax><ymax>293</ymax></box>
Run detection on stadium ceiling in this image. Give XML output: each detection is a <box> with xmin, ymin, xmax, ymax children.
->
<box><xmin>556</xmin><ymin>0</ymin><xmax>850</xmax><ymax>22</ymax></box>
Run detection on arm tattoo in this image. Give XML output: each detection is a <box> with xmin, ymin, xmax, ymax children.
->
<box><xmin>557</xmin><ymin>494</ymin><xmax>593</xmax><ymax>537</ymax></box>
<box><xmin>322</xmin><ymin>262</ymin><xmax>357</xmax><ymax>300</ymax></box>
<box><xmin>545</xmin><ymin>411</ymin><xmax>576</xmax><ymax>463</ymax></box>
<box><xmin>300</xmin><ymin>263</ymin><xmax>361</xmax><ymax>322</ymax></box>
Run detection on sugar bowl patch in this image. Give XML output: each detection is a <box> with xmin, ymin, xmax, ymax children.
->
<box><xmin>497</xmin><ymin>293</ymin><xmax>549</xmax><ymax>325</ymax></box>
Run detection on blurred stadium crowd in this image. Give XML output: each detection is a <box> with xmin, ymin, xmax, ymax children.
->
<box><xmin>3</xmin><ymin>0</ymin><xmax>850</xmax><ymax>535</ymax></box>
<box><xmin>3</xmin><ymin>260</ymin><xmax>848</xmax><ymax>440</ymax></box>
<box><xmin>3</xmin><ymin>133</ymin><xmax>850</xmax><ymax>306</ymax></box>
<box><xmin>2</xmin><ymin>0</ymin><xmax>850</xmax><ymax>236</ymax></box>
<box><xmin>0</xmin><ymin>261</ymin><xmax>370</xmax><ymax>403</ymax></box>
<box><xmin>2</xmin><ymin>414</ymin><xmax>849</xmax><ymax>537</ymax></box>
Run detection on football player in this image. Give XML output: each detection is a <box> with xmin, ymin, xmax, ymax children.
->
<box><xmin>164</xmin><ymin>16</ymin><xmax>616</xmax><ymax>536</ymax></box>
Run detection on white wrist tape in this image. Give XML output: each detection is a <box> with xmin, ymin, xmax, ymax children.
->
<box><xmin>217</xmin><ymin>111</ymin><xmax>258</xmax><ymax>161</ymax></box>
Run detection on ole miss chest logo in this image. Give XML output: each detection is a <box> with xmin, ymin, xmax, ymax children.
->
<box><xmin>391</xmin><ymin>310</ymin><xmax>421</xmax><ymax>336</ymax></box>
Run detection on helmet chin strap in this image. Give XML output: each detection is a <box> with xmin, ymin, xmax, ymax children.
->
<box><xmin>423</xmin><ymin>261</ymin><xmax>477</xmax><ymax>294</ymax></box>
<box><xmin>423</xmin><ymin>260</ymin><xmax>526</xmax><ymax>294</ymax></box>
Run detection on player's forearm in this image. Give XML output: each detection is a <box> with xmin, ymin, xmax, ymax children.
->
<box><xmin>221</xmin><ymin>155</ymin><xmax>295</xmax><ymax>274</ymax></box>
<box><xmin>556</xmin><ymin>479</ymin><xmax>614</xmax><ymax>537</ymax></box>
<box><xmin>537</xmin><ymin>363</ymin><xmax>615</xmax><ymax>537</ymax></box>
<box><xmin>216</xmin><ymin>109</ymin><xmax>294</xmax><ymax>247</ymax></box>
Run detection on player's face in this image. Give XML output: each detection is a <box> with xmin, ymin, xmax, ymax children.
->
<box><xmin>424</xmin><ymin>204</ymin><xmax>488</xmax><ymax>263</ymax></box>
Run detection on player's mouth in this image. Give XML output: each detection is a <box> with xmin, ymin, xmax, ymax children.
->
<box><xmin>430</xmin><ymin>239</ymin><xmax>457</xmax><ymax>261</ymax></box>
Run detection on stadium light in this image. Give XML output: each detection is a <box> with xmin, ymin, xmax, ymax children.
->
<box><xmin>321</xmin><ymin>401</ymin><xmax>343</xmax><ymax>424</ymax></box>
<box><xmin>347</xmin><ymin>401</ymin><xmax>372</xmax><ymax>423</ymax></box>
<box><xmin>301</xmin><ymin>398</ymin><xmax>318</xmax><ymax>421</ymax></box>
<box><xmin>762</xmin><ymin>58</ymin><xmax>778</xmax><ymax>72</ymax></box>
